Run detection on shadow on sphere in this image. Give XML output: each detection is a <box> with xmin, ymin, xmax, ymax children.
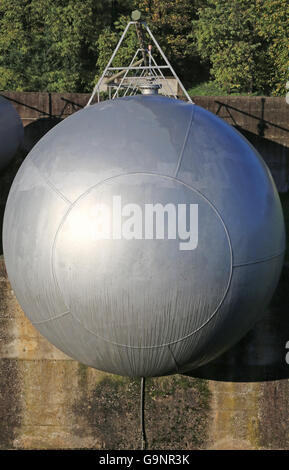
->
<box><xmin>186</xmin><ymin>265</ymin><xmax>289</xmax><ymax>382</ymax></box>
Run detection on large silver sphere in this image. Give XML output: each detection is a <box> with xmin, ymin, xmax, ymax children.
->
<box><xmin>0</xmin><ymin>96</ymin><xmax>23</xmax><ymax>171</ymax></box>
<box><xmin>3</xmin><ymin>96</ymin><xmax>285</xmax><ymax>377</ymax></box>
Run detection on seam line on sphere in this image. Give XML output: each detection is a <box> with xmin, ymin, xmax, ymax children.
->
<box><xmin>174</xmin><ymin>106</ymin><xmax>195</xmax><ymax>178</ymax></box>
<box><xmin>168</xmin><ymin>345</ymin><xmax>180</xmax><ymax>373</ymax></box>
<box><xmin>54</xmin><ymin>171</ymin><xmax>232</xmax><ymax>222</ymax></box>
<box><xmin>32</xmin><ymin>310</ymin><xmax>70</xmax><ymax>325</ymax></box>
<box><xmin>30</xmin><ymin>159</ymin><xmax>72</xmax><ymax>205</ymax></box>
<box><xmin>51</xmin><ymin>228</ymin><xmax>72</xmax><ymax>314</ymax></box>
<box><xmin>233</xmin><ymin>250</ymin><xmax>285</xmax><ymax>267</ymax></box>
<box><xmin>51</xmin><ymin>171</ymin><xmax>234</xmax><ymax>348</ymax></box>
<box><xmin>68</xmin><ymin>275</ymin><xmax>233</xmax><ymax>348</ymax></box>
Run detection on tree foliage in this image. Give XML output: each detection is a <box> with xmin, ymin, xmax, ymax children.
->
<box><xmin>0</xmin><ymin>0</ymin><xmax>131</xmax><ymax>92</ymax></box>
<box><xmin>194</xmin><ymin>0</ymin><xmax>288</xmax><ymax>95</ymax></box>
<box><xmin>255</xmin><ymin>0</ymin><xmax>289</xmax><ymax>95</ymax></box>
<box><xmin>96</xmin><ymin>14</ymin><xmax>139</xmax><ymax>82</ymax></box>
<box><xmin>96</xmin><ymin>1</ymin><xmax>205</xmax><ymax>85</ymax></box>
<box><xmin>0</xmin><ymin>0</ymin><xmax>288</xmax><ymax>94</ymax></box>
<box><xmin>137</xmin><ymin>0</ymin><xmax>204</xmax><ymax>83</ymax></box>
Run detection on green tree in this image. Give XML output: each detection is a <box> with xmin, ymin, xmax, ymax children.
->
<box><xmin>194</xmin><ymin>0</ymin><xmax>273</xmax><ymax>94</ymax></box>
<box><xmin>194</xmin><ymin>0</ymin><xmax>289</xmax><ymax>95</ymax></box>
<box><xmin>96</xmin><ymin>1</ymin><xmax>206</xmax><ymax>86</ymax></box>
<box><xmin>256</xmin><ymin>0</ymin><xmax>289</xmax><ymax>95</ymax></box>
<box><xmin>138</xmin><ymin>0</ymin><xmax>200</xmax><ymax>82</ymax></box>
<box><xmin>0</xmin><ymin>0</ymin><xmax>28</xmax><ymax>90</ymax></box>
<box><xmin>96</xmin><ymin>14</ymin><xmax>139</xmax><ymax>81</ymax></box>
<box><xmin>0</xmin><ymin>0</ymin><xmax>133</xmax><ymax>92</ymax></box>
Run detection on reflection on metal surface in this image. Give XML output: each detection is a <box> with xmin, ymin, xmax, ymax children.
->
<box><xmin>3</xmin><ymin>95</ymin><xmax>285</xmax><ymax>377</ymax></box>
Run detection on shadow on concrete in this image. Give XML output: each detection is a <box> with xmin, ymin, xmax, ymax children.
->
<box><xmin>187</xmin><ymin>265</ymin><xmax>289</xmax><ymax>382</ymax></box>
<box><xmin>1</xmin><ymin>93</ymin><xmax>84</xmax><ymax>121</ymax></box>
<box><xmin>215</xmin><ymin>98</ymin><xmax>289</xmax><ymax>137</ymax></box>
<box><xmin>22</xmin><ymin>117</ymin><xmax>62</xmax><ymax>153</ymax></box>
<box><xmin>0</xmin><ymin>147</ymin><xmax>26</xmax><ymax>256</ymax></box>
<box><xmin>214</xmin><ymin>98</ymin><xmax>289</xmax><ymax>192</ymax></box>
<box><xmin>0</xmin><ymin>116</ymin><xmax>62</xmax><ymax>255</ymax></box>
<box><xmin>235</xmin><ymin>127</ymin><xmax>289</xmax><ymax>193</ymax></box>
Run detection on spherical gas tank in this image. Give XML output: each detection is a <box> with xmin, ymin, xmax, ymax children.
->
<box><xmin>3</xmin><ymin>96</ymin><xmax>285</xmax><ymax>377</ymax></box>
<box><xmin>0</xmin><ymin>96</ymin><xmax>24</xmax><ymax>171</ymax></box>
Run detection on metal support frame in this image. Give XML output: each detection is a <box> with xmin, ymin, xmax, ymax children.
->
<box><xmin>86</xmin><ymin>21</ymin><xmax>193</xmax><ymax>106</ymax></box>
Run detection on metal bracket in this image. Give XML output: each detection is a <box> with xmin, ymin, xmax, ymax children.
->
<box><xmin>86</xmin><ymin>20</ymin><xmax>193</xmax><ymax>106</ymax></box>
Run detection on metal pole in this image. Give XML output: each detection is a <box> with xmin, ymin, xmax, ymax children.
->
<box><xmin>86</xmin><ymin>18</ymin><xmax>193</xmax><ymax>105</ymax></box>
<box><xmin>135</xmin><ymin>21</ymin><xmax>148</xmax><ymax>68</ymax></box>
<box><xmin>112</xmin><ymin>50</ymin><xmax>141</xmax><ymax>100</ymax></box>
<box><xmin>86</xmin><ymin>21</ymin><xmax>134</xmax><ymax>106</ymax></box>
<box><xmin>140</xmin><ymin>377</ymin><xmax>147</xmax><ymax>450</ymax></box>
<box><xmin>145</xmin><ymin>24</ymin><xmax>194</xmax><ymax>103</ymax></box>
<box><xmin>107</xmin><ymin>66</ymin><xmax>170</xmax><ymax>70</ymax></box>
<box><xmin>149</xmin><ymin>53</ymin><xmax>178</xmax><ymax>99</ymax></box>
<box><xmin>127</xmin><ymin>69</ymin><xmax>146</xmax><ymax>97</ymax></box>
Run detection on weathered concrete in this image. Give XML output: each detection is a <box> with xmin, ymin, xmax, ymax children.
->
<box><xmin>0</xmin><ymin>256</ymin><xmax>211</xmax><ymax>449</ymax></box>
<box><xmin>1</xmin><ymin>251</ymin><xmax>289</xmax><ymax>449</ymax></box>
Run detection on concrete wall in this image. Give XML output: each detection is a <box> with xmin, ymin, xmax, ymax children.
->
<box><xmin>1</xmin><ymin>93</ymin><xmax>289</xmax><ymax>449</ymax></box>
